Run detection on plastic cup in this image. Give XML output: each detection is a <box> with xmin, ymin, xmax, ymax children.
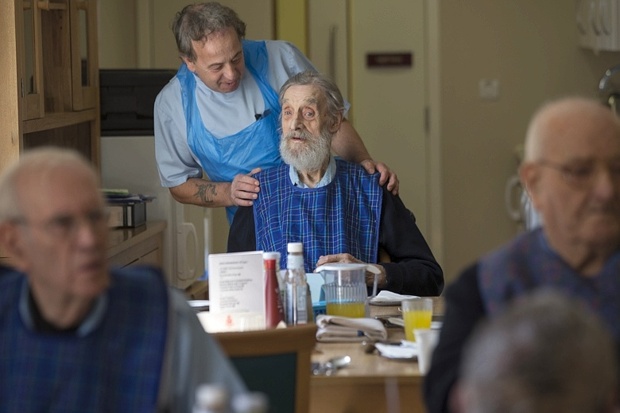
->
<box><xmin>414</xmin><ymin>328</ymin><xmax>439</xmax><ymax>374</ymax></box>
<box><xmin>402</xmin><ymin>297</ymin><xmax>433</xmax><ymax>342</ymax></box>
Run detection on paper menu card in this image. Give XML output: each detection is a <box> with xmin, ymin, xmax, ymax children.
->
<box><xmin>208</xmin><ymin>251</ymin><xmax>265</xmax><ymax>315</ymax></box>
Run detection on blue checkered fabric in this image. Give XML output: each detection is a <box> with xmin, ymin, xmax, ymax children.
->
<box><xmin>254</xmin><ymin>159</ymin><xmax>382</xmax><ymax>272</ymax></box>
<box><xmin>0</xmin><ymin>266</ymin><xmax>168</xmax><ymax>412</ymax></box>
<box><xmin>479</xmin><ymin>228</ymin><xmax>620</xmax><ymax>339</ymax></box>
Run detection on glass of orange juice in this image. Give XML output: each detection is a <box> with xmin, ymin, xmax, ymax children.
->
<box><xmin>402</xmin><ymin>298</ymin><xmax>433</xmax><ymax>342</ymax></box>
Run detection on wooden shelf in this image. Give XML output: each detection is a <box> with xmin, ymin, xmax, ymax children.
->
<box><xmin>37</xmin><ymin>1</ymin><xmax>68</xmax><ymax>11</ymax></box>
<box><xmin>22</xmin><ymin>109</ymin><xmax>97</xmax><ymax>134</ymax></box>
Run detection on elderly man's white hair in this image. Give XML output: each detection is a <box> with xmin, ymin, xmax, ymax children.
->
<box><xmin>0</xmin><ymin>147</ymin><xmax>98</xmax><ymax>222</ymax></box>
<box><xmin>457</xmin><ymin>290</ymin><xmax>617</xmax><ymax>413</ymax></box>
<box><xmin>523</xmin><ymin>97</ymin><xmax>618</xmax><ymax>162</ymax></box>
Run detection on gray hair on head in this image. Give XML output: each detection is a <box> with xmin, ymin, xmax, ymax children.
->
<box><xmin>0</xmin><ymin>147</ymin><xmax>97</xmax><ymax>222</ymax></box>
<box><xmin>279</xmin><ymin>70</ymin><xmax>345</xmax><ymax>129</ymax></box>
<box><xmin>172</xmin><ymin>2</ymin><xmax>246</xmax><ymax>62</ymax></box>
<box><xmin>459</xmin><ymin>289</ymin><xmax>617</xmax><ymax>413</ymax></box>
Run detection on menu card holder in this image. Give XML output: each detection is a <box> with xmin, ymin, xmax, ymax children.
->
<box><xmin>208</xmin><ymin>251</ymin><xmax>265</xmax><ymax>319</ymax></box>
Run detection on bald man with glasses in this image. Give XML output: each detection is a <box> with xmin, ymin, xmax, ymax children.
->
<box><xmin>424</xmin><ymin>97</ymin><xmax>620</xmax><ymax>413</ymax></box>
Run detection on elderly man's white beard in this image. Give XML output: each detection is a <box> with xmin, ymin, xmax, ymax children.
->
<box><xmin>280</xmin><ymin>129</ymin><xmax>332</xmax><ymax>172</ymax></box>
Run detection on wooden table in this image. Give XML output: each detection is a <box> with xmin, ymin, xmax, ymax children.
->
<box><xmin>309</xmin><ymin>297</ymin><xmax>443</xmax><ymax>413</ymax></box>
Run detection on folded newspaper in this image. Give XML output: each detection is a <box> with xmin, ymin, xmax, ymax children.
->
<box><xmin>315</xmin><ymin>315</ymin><xmax>388</xmax><ymax>342</ymax></box>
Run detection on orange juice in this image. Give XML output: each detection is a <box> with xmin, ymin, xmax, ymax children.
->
<box><xmin>326</xmin><ymin>301</ymin><xmax>366</xmax><ymax>318</ymax></box>
<box><xmin>403</xmin><ymin>310</ymin><xmax>432</xmax><ymax>342</ymax></box>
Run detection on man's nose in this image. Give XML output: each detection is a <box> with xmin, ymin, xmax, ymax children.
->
<box><xmin>223</xmin><ymin>63</ymin><xmax>236</xmax><ymax>80</ymax></box>
<box><xmin>592</xmin><ymin>167</ymin><xmax>618</xmax><ymax>199</ymax></box>
<box><xmin>288</xmin><ymin>112</ymin><xmax>303</xmax><ymax>131</ymax></box>
<box><xmin>74</xmin><ymin>215</ymin><xmax>106</xmax><ymax>246</ymax></box>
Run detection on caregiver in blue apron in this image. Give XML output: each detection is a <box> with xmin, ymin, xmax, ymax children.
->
<box><xmin>154</xmin><ymin>2</ymin><xmax>397</xmax><ymax>224</ymax></box>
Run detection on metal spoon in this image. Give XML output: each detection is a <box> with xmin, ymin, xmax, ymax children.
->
<box><xmin>327</xmin><ymin>355</ymin><xmax>351</xmax><ymax>370</ymax></box>
<box><xmin>312</xmin><ymin>355</ymin><xmax>351</xmax><ymax>376</ymax></box>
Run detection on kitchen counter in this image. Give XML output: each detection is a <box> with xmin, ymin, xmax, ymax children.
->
<box><xmin>107</xmin><ymin>220</ymin><xmax>166</xmax><ymax>268</ymax></box>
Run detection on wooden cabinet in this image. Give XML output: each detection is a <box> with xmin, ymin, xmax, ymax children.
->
<box><xmin>0</xmin><ymin>0</ymin><xmax>100</xmax><ymax>177</ymax></box>
<box><xmin>107</xmin><ymin>221</ymin><xmax>166</xmax><ymax>269</ymax></box>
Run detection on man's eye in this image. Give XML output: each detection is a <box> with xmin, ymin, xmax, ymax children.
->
<box><xmin>50</xmin><ymin>216</ymin><xmax>75</xmax><ymax>233</ymax></box>
<box><xmin>303</xmin><ymin>111</ymin><xmax>315</xmax><ymax>119</ymax></box>
<box><xmin>609</xmin><ymin>164</ymin><xmax>620</xmax><ymax>177</ymax></box>
<box><xmin>566</xmin><ymin>166</ymin><xmax>593</xmax><ymax>179</ymax></box>
<box><xmin>88</xmin><ymin>210</ymin><xmax>107</xmax><ymax>225</ymax></box>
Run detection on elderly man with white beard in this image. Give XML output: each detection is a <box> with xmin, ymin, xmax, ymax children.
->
<box><xmin>227</xmin><ymin>70</ymin><xmax>443</xmax><ymax>297</ymax></box>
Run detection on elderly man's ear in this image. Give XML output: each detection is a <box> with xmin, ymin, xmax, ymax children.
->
<box><xmin>519</xmin><ymin>162</ymin><xmax>542</xmax><ymax>210</ymax></box>
<box><xmin>329</xmin><ymin>114</ymin><xmax>343</xmax><ymax>134</ymax></box>
<box><xmin>0</xmin><ymin>223</ymin><xmax>28</xmax><ymax>271</ymax></box>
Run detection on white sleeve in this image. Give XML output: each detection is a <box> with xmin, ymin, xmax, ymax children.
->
<box><xmin>154</xmin><ymin>79</ymin><xmax>204</xmax><ymax>188</ymax></box>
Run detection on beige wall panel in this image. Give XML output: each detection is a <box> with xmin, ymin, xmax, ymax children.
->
<box><xmin>349</xmin><ymin>0</ymin><xmax>429</xmax><ymax>236</ymax></box>
<box><xmin>438</xmin><ymin>0</ymin><xmax>620</xmax><ymax>282</ymax></box>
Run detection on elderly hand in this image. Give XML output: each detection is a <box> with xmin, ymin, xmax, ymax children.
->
<box><xmin>230</xmin><ymin>167</ymin><xmax>261</xmax><ymax>206</ymax></box>
<box><xmin>360</xmin><ymin>160</ymin><xmax>399</xmax><ymax>195</ymax></box>
<box><xmin>316</xmin><ymin>253</ymin><xmax>387</xmax><ymax>288</ymax></box>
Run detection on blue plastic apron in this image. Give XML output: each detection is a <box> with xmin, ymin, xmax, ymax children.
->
<box><xmin>178</xmin><ymin>40</ymin><xmax>282</xmax><ymax>224</ymax></box>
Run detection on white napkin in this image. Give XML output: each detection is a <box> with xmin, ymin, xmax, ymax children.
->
<box><xmin>315</xmin><ymin>315</ymin><xmax>388</xmax><ymax>342</ymax></box>
<box><xmin>369</xmin><ymin>290</ymin><xmax>419</xmax><ymax>306</ymax></box>
<box><xmin>375</xmin><ymin>341</ymin><xmax>418</xmax><ymax>359</ymax></box>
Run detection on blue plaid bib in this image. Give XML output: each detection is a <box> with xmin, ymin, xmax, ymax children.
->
<box><xmin>254</xmin><ymin>159</ymin><xmax>382</xmax><ymax>272</ymax></box>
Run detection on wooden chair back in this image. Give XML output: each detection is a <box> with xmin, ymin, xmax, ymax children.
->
<box><xmin>214</xmin><ymin>324</ymin><xmax>317</xmax><ymax>413</ymax></box>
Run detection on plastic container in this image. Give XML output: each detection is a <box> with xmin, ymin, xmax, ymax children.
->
<box><xmin>284</xmin><ymin>242</ymin><xmax>309</xmax><ymax>325</ymax></box>
<box><xmin>263</xmin><ymin>252</ymin><xmax>284</xmax><ymax>328</ymax></box>
<box><xmin>316</xmin><ymin>263</ymin><xmax>369</xmax><ymax>318</ymax></box>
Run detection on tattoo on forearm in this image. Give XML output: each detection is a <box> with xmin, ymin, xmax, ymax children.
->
<box><xmin>195</xmin><ymin>183</ymin><xmax>217</xmax><ymax>205</ymax></box>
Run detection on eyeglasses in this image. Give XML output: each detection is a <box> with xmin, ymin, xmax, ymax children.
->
<box><xmin>12</xmin><ymin>209</ymin><xmax>109</xmax><ymax>239</ymax></box>
<box><xmin>537</xmin><ymin>159</ymin><xmax>620</xmax><ymax>189</ymax></box>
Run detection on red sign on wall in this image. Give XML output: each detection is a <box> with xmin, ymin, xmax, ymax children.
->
<box><xmin>366</xmin><ymin>52</ymin><xmax>413</xmax><ymax>68</ymax></box>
